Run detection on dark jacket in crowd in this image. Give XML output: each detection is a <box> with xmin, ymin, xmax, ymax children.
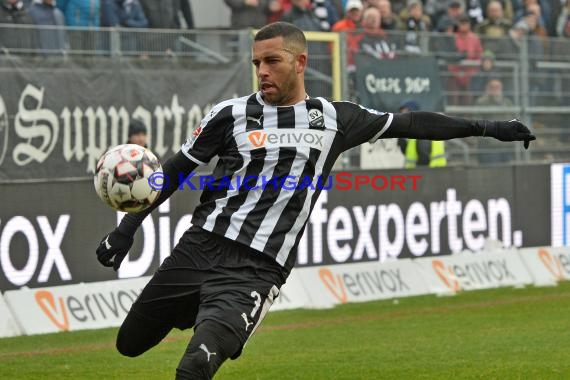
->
<box><xmin>224</xmin><ymin>0</ymin><xmax>270</xmax><ymax>29</ymax></box>
<box><xmin>138</xmin><ymin>0</ymin><xmax>177</xmax><ymax>28</ymax></box>
<box><xmin>101</xmin><ymin>0</ymin><xmax>147</xmax><ymax>28</ymax></box>
<box><xmin>281</xmin><ymin>5</ymin><xmax>325</xmax><ymax>32</ymax></box>
<box><xmin>28</xmin><ymin>1</ymin><xmax>66</xmax><ymax>52</ymax></box>
<box><xmin>0</xmin><ymin>0</ymin><xmax>35</xmax><ymax>51</ymax></box>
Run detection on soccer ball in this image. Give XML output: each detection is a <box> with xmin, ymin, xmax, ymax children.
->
<box><xmin>94</xmin><ymin>144</ymin><xmax>162</xmax><ymax>212</ymax></box>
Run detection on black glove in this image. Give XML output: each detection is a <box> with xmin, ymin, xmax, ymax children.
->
<box><xmin>484</xmin><ymin>119</ymin><xmax>536</xmax><ymax>149</ymax></box>
<box><xmin>96</xmin><ymin>228</ymin><xmax>134</xmax><ymax>271</ymax></box>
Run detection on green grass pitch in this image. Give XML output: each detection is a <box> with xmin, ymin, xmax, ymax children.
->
<box><xmin>1</xmin><ymin>282</ymin><xmax>569</xmax><ymax>379</ymax></box>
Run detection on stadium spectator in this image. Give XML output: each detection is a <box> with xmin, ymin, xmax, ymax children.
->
<box><xmin>480</xmin><ymin>0</ymin><xmax>514</xmax><ymax>21</ymax></box>
<box><xmin>476</xmin><ymin>0</ymin><xmax>511</xmax><ymax>37</ymax></box>
<box><xmin>424</xmin><ymin>0</ymin><xmax>461</xmax><ymax>28</ymax></box>
<box><xmin>474</xmin><ymin>78</ymin><xmax>514</xmax><ymax>164</ymax></box>
<box><xmin>281</xmin><ymin>0</ymin><xmax>324</xmax><ymax>31</ymax></box>
<box><xmin>28</xmin><ymin>0</ymin><xmax>66</xmax><ymax>53</ymax></box>
<box><xmin>267</xmin><ymin>0</ymin><xmax>290</xmax><ymax>23</ymax></box>
<box><xmin>57</xmin><ymin>0</ymin><xmax>100</xmax><ymax>27</ymax></box>
<box><xmin>137</xmin><ymin>0</ymin><xmax>176</xmax><ymax>28</ymax></box>
<box><xmin>331</xmin><ymin>0</ymin><xmax>362</xmax><ymax>32</ymax></box>
<box><xmin>513</xmin><ymin>0</ymin><xmax>554</xmax><ymax>34</ymax></box>
<box><xmin>475</xmin><ymin>78</ymin><xmax>513</xmax><ymax>108</ymax></box>
<box><xmin>475</xmin><ymin>0</ymin><xmax>512</xmax><ymax>53</ymax></box>
<box><xmin>524</xmin><ymin>0</ymin><xmax>555</xmax><ymax>36</ymax></box>
<box><xmin>328</xmin><ymin>0</ymin><xmax>343</xmax><ymax>18</ymax></box>
<box><xmin>469</xmin><ymin>50</ymin><xmax>506</xmax><ymax>97</ymax></box>
<box><xmin>398</xmin><ymin>100</ymin><xmax>447</xmax><ymax>168</ymax></box>
<box><xmin>126</xmin><ymin>119</ymin><xmax>149</xmax><ymax>148</ymax></box>
<box><xmin>430</xmin><ymin>15</ymin><xmax>458</xmax><ymax>62</ymax></box>
<box><xmin>100</xmin><ymin>0</ymin><xmax>147</xmax><ymax>54</ymax></box>
<box><xmin>509</xmin><ymin>9</ymin><xmax>550</xmax><ymax>104</ymax></box>
<box><xmin>388</xmin><ymin>0</ymin><xmax>406</xmax><ymax>16</ymax></box>
<box><xmin>465</xmin><ymin>0</ymin><xmax>484</xmax><ymax>26</ymax></box>
<box><xmin>311</xmin><ymin>0</ymin><xmax>340</xmax><ymax>31</ymax></box>
<box><xmin>509</xmin><ymin>8</ymin><xmax>548</xmax><ymax>52</ymax></box>
<box><xmin>0</xmin><ymin>0</ymin><xmax>35</xmax><ymax>52</ymax></box>
<box><xmin>362</xmin><ymin>0</ymin><xmax>379</xmax><ymax>10</ymax></box>
<box><xmin>447</xmin><ymin>13</ymin><xmax>483</xmax><ymax>105</ymax></box>
<box><xmin>402</xmin><ymin>0</ymin><xmax>431</xmax><ymax>54</ymax></box>
<box><xmin>435</xmin><ymin>1</ymin><xmax>465</xmax><ymax>33</ymax></box>
<box><xmin>100</xmin><ymin>0</ymin><xmax>116</xmax><ymax>26</ymax></box>
<box><xmin>101</xmin><ymin>0</ymin><xmax>147</xmax><ymax>28</ymax></box>
<box><xmin>349</xmin><ymin>6</ymin><xmax>397</xmax><ymax>61</ymax></box>
<box><xmin>377</xmin><ymin>0</ymin><xmax>402</xmax><ymax>31</ymax></box>
<box><xmin>523</xmin><ymin>2</ymin><xmax>545</xmax><ymax>28</ymax></box>
<box><xmin>224</xmin><ymin>0</ymin><xmax>272</xmax><ymax>29</ymax></box>
<box><xmin>543</xmin><ymin>0</ymin><xmax>564</xmax><ymax>37</ymax></box>
<box><xmin>120</xmin><ymin>0</ymin><xmax>147</xmax><ymax>28</ymax></box>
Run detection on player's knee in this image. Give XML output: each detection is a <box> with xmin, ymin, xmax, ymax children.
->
<box><xmin>116</xmin><ymin>332</ymin><xmax>145</xmax><ymax>357</ymax></box>
<box><xmin>176</xmin><ymin>349</ymin><xmax>213</xmax><ymax>380</ymax></box>
<box><xmin>115</xmin><ymin>308</ymin><xmax>172</xmax><ymax>358</ymax></box>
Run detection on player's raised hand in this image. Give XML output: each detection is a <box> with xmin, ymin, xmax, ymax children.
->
<box><xmin>485</xmin><ymin>119</ymin><xmax>536</xmax><ymax>149</ymax></box>
<box><xmin>96</xmin><ymin>228</ymin><xmax>134</xmax><ymax>271</ymax></box>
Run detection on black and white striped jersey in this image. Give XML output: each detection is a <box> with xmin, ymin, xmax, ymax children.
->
<box><xmin>181</xmin><ymin>92</ymin><xmax>393</xmax><ymax>271</ymax></box>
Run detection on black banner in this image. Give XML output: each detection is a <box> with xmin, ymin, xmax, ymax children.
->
<box><xmin>0</xmin><ymin>165</ymin><xmax>550</xmax><ymax>291</ymax></box>
<box><xmin>354</xmin><ymin>55</ymin><xmax>443</xmax><ymax>112</ymax></box>
<box><xmin>0</xmin><ymin>56</ymin><xmax>250</xmax><ymax>181</ymax></box>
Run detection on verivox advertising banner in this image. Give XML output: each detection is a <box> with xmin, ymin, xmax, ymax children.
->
<box><xmin>296</xmin><ymin>259</ymin><xmax>429</xmax><ymax>306</ymax></box>
<box><xmin>3</xmin><ymin>277</ymin><xmax>149</xmax><ymax>335</ymax></box>
<box><xmin>518</xmin><ymin>247</ymin><xmax>570</xmax><ymax>285</ymax></box>
<box><xmin>0</xmin><ymin>56</ymin><xmax>250</xmax><ymax>181</ymax></box>
<box><xmin>296</xmin><ymin>165</ymin><xmax>550</xmax><ymax>266</ymax></box>
<box><xmin>414</xmin><ymin>250</ymin><xmax>534</xmax><ymax>294</ymax></box>
<box><xmin>0</xmin><ymin>165</ymin><xmax>551</xmax><ymax>291</ymax></box>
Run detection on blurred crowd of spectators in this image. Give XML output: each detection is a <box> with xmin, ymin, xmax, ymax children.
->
<box><xmin>1</xmin><ymin>0</ymin><xmax>569</xmax><ymax>107</ymax></box>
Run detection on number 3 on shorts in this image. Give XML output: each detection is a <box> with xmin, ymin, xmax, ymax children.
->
<box><xmin>249</xmin><ymin>291</ymin><xmax>261</xmax><ymax>318</ymax></box>
<box><xmin>243</xmin><ymin>286</ymin><xmax>280</xmax><ymax>343</ymax></box>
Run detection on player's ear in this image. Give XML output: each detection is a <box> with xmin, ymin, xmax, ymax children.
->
<box><xmin>296</xmin><ymin>52</ymin><xmax>307</xmax><ymax>74</ymax></box>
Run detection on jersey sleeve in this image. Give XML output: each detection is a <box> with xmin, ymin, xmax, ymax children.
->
<box><xmin>180</xmin><ymin>103</ymin><xmax>233</xmax><ymax>165</ymax></box>
<box><xmin>332</xmin><ymin>101</ymin><xmax>394</xmax><ymax>150</ymax></box>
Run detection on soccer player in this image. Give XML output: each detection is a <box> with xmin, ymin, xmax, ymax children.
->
<box><xmin>96</xmin><ymin>22</ymin><xmax>535</xmax><ymax>379</ymax></box>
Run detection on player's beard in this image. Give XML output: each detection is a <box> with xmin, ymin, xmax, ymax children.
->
<box><xmin>261</xmin><ymin>66</ymin><xmax>299</xmax><ymax>106</ymax></box>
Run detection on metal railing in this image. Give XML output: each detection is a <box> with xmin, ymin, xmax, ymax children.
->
<box><xmin>1</xmin><ymin>24</ymin><xmax>569</xmax><ymax>168</ymax></box>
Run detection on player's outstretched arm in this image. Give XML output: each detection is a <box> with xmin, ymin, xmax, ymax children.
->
<box><xmin>384</xmin><ymin>111</ymin><xmax>536</xmax><ymax>149</ymax></box>
<box><xmin>96</xmin><ymin>151</ymin><xmax>197</xmax><ymax>270</ymax></box>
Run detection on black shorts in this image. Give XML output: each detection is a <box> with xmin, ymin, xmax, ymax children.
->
<box><xmin>128</xmin><ymin>225</ymin><xmax>288</xmax><ymax>358</ymax></box>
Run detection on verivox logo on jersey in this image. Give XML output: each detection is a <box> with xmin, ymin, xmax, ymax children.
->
<box><xmin>248</xmin><ymin>131</ymin><xmax>267</xmax><ymax>148</ymax></box>
<box><xmin>246</xmin><ymin>130</ymin><xmax>326</xmax><ymax>150</ymax></box>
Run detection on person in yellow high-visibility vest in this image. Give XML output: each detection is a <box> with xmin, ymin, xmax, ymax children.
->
<box><xmin>397</xmin><ymin>100</ymin><xmax>447</xmax><ymax>168</ymax></box>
